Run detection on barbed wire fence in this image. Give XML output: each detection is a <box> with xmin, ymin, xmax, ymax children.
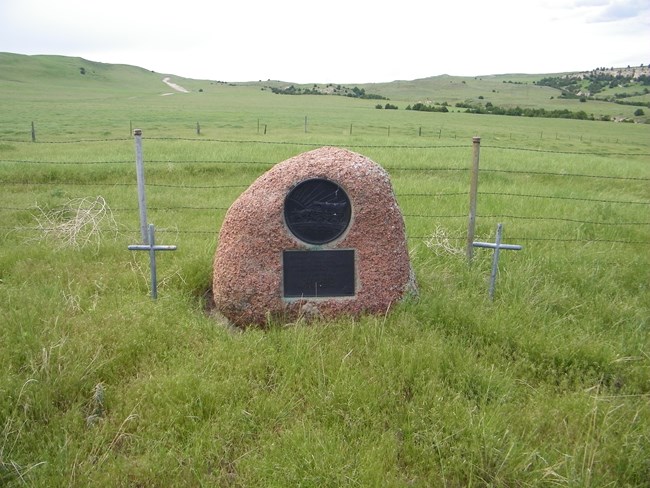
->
<box><xmin>0</xmin><ymin>135</ymin><xmax>648</xmax><ymax>251</ymax></box>
<box><xmin>11</xmin><ymin>117</ymin><xmax>649</xmax><ymax>145</ymax></box>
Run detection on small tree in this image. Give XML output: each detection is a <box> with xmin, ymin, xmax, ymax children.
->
<box><xmin>634</xmin><ymin>108</ymin><xmax>645</xmax><ymax>116</ymax></box>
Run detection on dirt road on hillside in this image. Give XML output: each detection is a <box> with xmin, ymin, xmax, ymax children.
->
<box><xmin>162</xmin><ymin>77</ymin><xmax>189</xmax><ymax>93</ymax></box>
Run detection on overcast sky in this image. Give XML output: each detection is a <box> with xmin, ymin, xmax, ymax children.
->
<box><xmin>1</xmin><ymin>0</ymin><xmax>648</xmax><ymax>83</ymax></box>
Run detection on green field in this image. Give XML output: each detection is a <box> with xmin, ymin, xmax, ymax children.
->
<box><xmin>1</xmin><ymin>53</ymin><xmax>649</xmax><ymax>486</ymax></box>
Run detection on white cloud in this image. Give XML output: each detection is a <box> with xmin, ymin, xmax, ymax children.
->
<box><xmin>1</xmin><ymin>0</ymin><xmax>648</xmax><ymax>82</ymax></box>
<box><xmin>587</xmin><ymin>0</ymin><xmax>650</xmax><ymax>22</ymax></box>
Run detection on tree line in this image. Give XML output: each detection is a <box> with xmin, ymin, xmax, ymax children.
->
<box><xmin>266</xmin><ymin>84</ymin><xmax>387</xmax><ymax>100</ymax></box>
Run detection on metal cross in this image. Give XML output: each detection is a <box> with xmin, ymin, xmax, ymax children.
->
<box><xmin>128</xmin><ymin>223</ymin><xmax>177</xmax><ymax>299</ymax></box>
<box><xmin>472</xmin><ymin>223</ymin><xmax>522</xmax><ymax>300</ymax></box>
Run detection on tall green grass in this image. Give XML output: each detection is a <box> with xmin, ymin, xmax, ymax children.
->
<box><xmin>1</xmin><ymin>54</ymin><xmax>649</xmax><ymax>486</ymax></box>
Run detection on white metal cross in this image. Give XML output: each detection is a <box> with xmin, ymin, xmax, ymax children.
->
<box><xmin>128</xmin><ymin>223</ymin><xmax>177</xmax><ymax>299</ymax></box>
<box><xmin>472</xmin><ymin>223</ymin><xmax>522</xmax><ymax>300</ymax></box>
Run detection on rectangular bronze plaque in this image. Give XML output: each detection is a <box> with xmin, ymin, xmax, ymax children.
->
<box><xmin>283</xmin><ymin>249</ymin><xmax>355</xmax><ymax>298</ymax></box>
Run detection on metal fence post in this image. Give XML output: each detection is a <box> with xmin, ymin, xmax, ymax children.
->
<box><xmin>466</xmin><ymin>136</ymin><xmax>481</xmax><ymax>262</ymax></box>
<box><xmin>133</xmin><ymin>129</ymin><xmax>149</xmax><ymax>244</ymax></box>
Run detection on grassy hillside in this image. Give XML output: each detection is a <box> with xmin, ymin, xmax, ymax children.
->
<box><xmin>2</xmin><ymin>53</ymin><xmax>647</xmax><ymax>132</ymax></box>
<box><xmin>0</xmin><ymin>52</ymin><xmax>167</xmax><ymax>96</ymax></box>
<box><xmin>0</xmin><ymin>53</ymin><xmax>649</xmax><ymax>486</ymax></box>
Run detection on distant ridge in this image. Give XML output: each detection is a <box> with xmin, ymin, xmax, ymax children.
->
<box><xmin>1</xmin><ymin>52</ymin><xmax>647</xmax><ymax>123</ymax></box>
<box><xmin>2</xmin><ymin>51</ymin><xmax>648</xmax><ymax>85</ymax></box>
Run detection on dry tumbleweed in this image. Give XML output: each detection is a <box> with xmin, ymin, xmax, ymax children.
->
<box><xmin>424</xmin><ymin>225</ymin><xmax>464</xmax><ymax>256</ymax></box>
<box><xmin>33</xmin><ymin>196</ymin><xmax>118</xmax><ymax>250</ymax></box>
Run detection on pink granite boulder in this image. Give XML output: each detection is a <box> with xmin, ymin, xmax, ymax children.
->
<box><xmin>212</xmin><ymin>146</ymin><xmax>416</xmax><ymax>327</ymax></box>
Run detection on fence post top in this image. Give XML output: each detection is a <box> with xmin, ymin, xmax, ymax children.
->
<box><xmin>472</xmin><ymin>136</ymin><xmax>481</xmax><ymax>143</ymax></box>
<box><xmin>133</xmin><ymin>129</ymin><xmax>142</xmax><ymax>136</ymax></box>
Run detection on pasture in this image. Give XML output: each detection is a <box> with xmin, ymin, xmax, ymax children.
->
<box><xmin>1</xmin><ymin>53</ymin><xmax>649</xmax><ymax>486</ymax></box>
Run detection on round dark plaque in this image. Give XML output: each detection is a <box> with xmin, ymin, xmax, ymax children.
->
<box><xmin>284</xmin><ymin>178</ymin><xmax>352</xmax><ymax>244</ymax></box>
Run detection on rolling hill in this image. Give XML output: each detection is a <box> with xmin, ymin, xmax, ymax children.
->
<box><xmin>1</xmin><ymin>52</ymin><xmax>647</xmax><ymax>124</ymax></box>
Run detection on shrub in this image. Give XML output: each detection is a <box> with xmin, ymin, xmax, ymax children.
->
<box><xmin>410</xmin><ymin>103</ymin><xmax>448</xmax><ymax>113</ymax></box>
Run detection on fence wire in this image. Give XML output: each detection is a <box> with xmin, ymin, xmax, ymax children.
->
<box><xmin>1</xmin><ymin>137</ymin><xmax>648</xmax><ymax>247</ymax></box>
<box><xmin>4</xmin><ymin>137</ymin><xmax>650</xmax><ymax>157</ymax></box>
